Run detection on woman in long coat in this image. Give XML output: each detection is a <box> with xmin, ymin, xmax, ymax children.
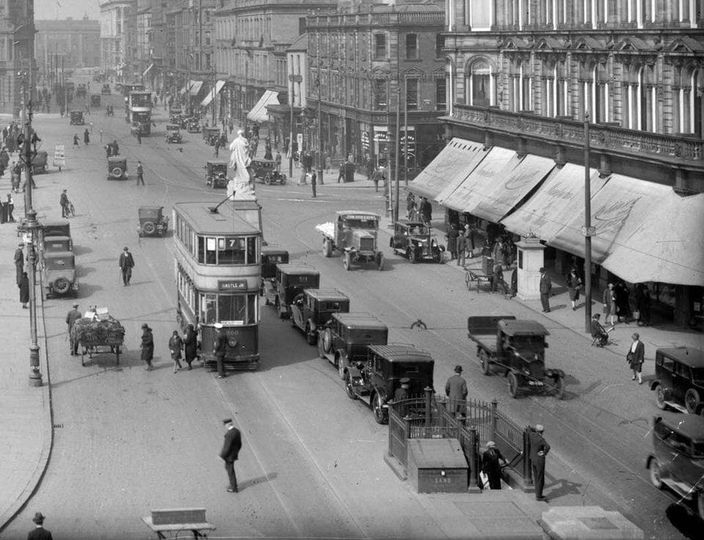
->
<box><xmin>168</xmin><ymin>330</ymin><xmax>183</xmax><ymax>373</ymax></box>
<box><xmin>183</xmin><ymin>324</ymin><xmax>198</xmax><ymax>370</ymax></box>
<box><xmin>566</xmin><ymin>268</ymin><xmax>582</xmax><ymax>311</ymax></box>
<box><xmin>19</xmin><ymin>271</ymin><xmax>29</xmax><ymax>308</ymax></box>
<box><xmin>140</xmin><ymin>324</ymin><xmax>154</xmax><ymax>370</ymax></box>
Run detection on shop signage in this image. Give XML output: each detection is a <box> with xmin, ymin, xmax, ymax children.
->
<box><xmin>218</xmin><ymin>279</ymin><xmax>247</xmax><ymax>291</ymax></box>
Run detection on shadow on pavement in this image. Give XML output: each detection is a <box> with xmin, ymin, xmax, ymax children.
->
<box><xmin>239</xmin><ymin>472</ymin><xmax>278</xmax><ymax>492</ymax></box>
<box><xmin>665</xmin><ymin>503</ymin><xmax>704</xmax><ymax>539</ymax></box>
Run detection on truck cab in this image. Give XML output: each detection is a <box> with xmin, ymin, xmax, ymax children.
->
<box><xmin>290</xmin><ymin>288</ymin><xmax>350</xmax><ymax>345</ymax></box>
<box><xmin>345</xmin><ymin>344</ymin><xmax>434</xmax><ymax>424</ymax></box>
<box><xmin>319</xmin><ymin>211</ymin><xmax>384</xmax><ymax>270</ymax></box>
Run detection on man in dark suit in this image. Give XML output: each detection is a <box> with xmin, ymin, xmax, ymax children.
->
<box><xmin>529</xmin><ymin>424</ymin><xmax>550</xmax><ymax>501</ymax></box>
<box><xmin>118</xmin><ymin>246</ymin><xmax>135</xmax><ymax>286</ymax></box>
<box><xmin>445</xmin><ymin>365</ymin><xmax>468</xmax><ymax>419</ymax></box>
<box><xmin>27</xmin><ymin>511</ymin><xmax>53</xmax><ymax>540</ymax></box>
<box><xmin>65</xmin><ymin>303</ymin><xmax>82</xmax><ymax>355</ymax></box>
<box><xmin>213</xmin><ymin>323</ymin><xmax>228</xmax><ymax>379</ymax></box>
<box><xmin>220</xmin><ymin>418</ymin><xmax>242</xmax><ymax>493</ymax></box>
<box><xmin>539</xmin><ymin>267</ymin><xmax>552</xmax><ymax>312</ymax></box>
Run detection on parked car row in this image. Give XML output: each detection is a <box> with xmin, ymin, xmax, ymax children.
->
<box><xmin>260</xmin><ymin>247</ymin><xmax>435</xmax><ymax>424</ymax></box>
<box><xmin>38</xmin><ymin>219</ymin><xmax>79</xmax><ymax>300</ymax></box>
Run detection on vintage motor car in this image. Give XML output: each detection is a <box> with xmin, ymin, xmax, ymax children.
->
<box><xmin>390</xmin><ymin>220</ymin><xmax>444</xmax><ymax>263</ymax></box>
<box><xmin>90</xmin><ymin>94</ymin><xmax>101</xmax><ymax>107</ymax></box>
<box><xmin>261</xmin><ymin>249</ymin><xmax>289</xmax><ymax>298</ymax></box>
<box><xmin>69</xmin><ymin>110</ymin><xmax>85</xmax><ymax>125</ymax></box>
<box><xmin>290</xmin><ymin>288</ymin><xmax>350</xmax><ymax>345</ymax></box>
<box><xmin>107</xmin><ymin>156</ymin><xmax>128</xmax><ymax>180</ymax></box>
<box><xmin>646</xmin><ymin>413</ymin><xmax>704</xmax><ymax>520</ymax></box>
<box><xmin>37</xmin><ymin>220</ymin><xmax>72</xmax><ymax>252</ymax></box>
<box><xmin>41</xmin><ymin>251</ymin><xmax>79</xmax><ymax>299</ymax></box>
<box><xmin>318</xmin><ymin>312</ymin><xmax>389</xmax><ymax>380</ymax></box>
<box><xmin>100</xmin><ymin>84</ymin><xmax>111</xmax><ymax>95</ymax></box>
<box><xmin>31</xmin><ymin>150</ymin><xmax>49</xmax><ymax>174</ymax></box>
<box><xmin>42</xmin><ymin>235</ymin><xmax>72</xmax><ymax>254</ymax></box>
<box><xmin>205</xmin><ymin>160</ymin><xmax>229</xmax><ymax>189</ymax></box>
<box><xmin>345</xmin><ymin>344</ymin><xmax>434</xmax><ymax>424</ymax></box>
<box><xmin>251</xmin><ymin>159</ymin><xmax>286</xmax><ymax>185</ymax></box>
<box><xmin>467</xmin><ymin>316</ymin><xmax>564</xmax><ymax>399</ymax></box>
<box><xmin>186</xmin><ymin>117</ymin><xmax>202</xmax><ymax>133</ymax></box>
<box><xmin>165</xmin><ymin>124</ymin><xmax>183</xmax><ymax>144</ymax></box>
<box><xmin>265</xmin><ymin>263</ymin><xmax>320</xmax><ymax>319</ymax></box>
<box><xmin>137</xmin><ymin>206</ymin><xmax>169</xmax><ymax>237</ymax></box>
<box><xmin>203</xmin><ymin>127</ymin><xmax>220</xmax><ymax>146</ymax></box>
<box><xmin>317</xmin><ymin>211</ymin><xmax>384</xmax><ymax>271</ymax></box>
<box><xmin>650</xmin><ymin>347</ymin><xmax>704</xmax><ymax>415</ymax></box>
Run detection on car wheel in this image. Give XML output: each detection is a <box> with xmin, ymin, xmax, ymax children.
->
<box><xmin>53</xmin><ymin>277</ymin><xmax>71</xmax><ymax>295</ymax></box>
<box><xmin>553</xmin><ymin>375</ymin><xmax>564</xmax><ymax>400</ymax></box>
<box><xmin>264</xmin><ymin>174</ymin><xmax>272</xmax><ymax>185</ymax></box>
<box><xmin>337</xmin><ymin>352</ymin><xmax>347</xmax><ymax>379</ymax></box>
<box><xmin>372</xmin><ymin>393</ymin><xmax>387</xmax><ymax>424</ymax></box>
<box><xmin>407</xmin><ymin>247</ymin><xmax>417</xmax><ymax>263</ymax></box>
<box><xmin>684</xmin><ymin>388</ymin><xmax>701</xmax><ymax>414</ymax></box>
<box><xmin>280</xmin><ymin>176</ymin><xmax>287</xmax><ymax>185</ymax></box>
<box><xmin>649</xmin><ymin>458</ymin><xmax>663</xmax><ymax>489</ymax></box>
<box><xmin>655</xmin><ymin>386</ymin><xmax>667</xmax><ymax>410</ymax></box>
<box><xmin>305</xmin><ymin>324</ymin><xmax>317</xmax><ymax>345</ymax></box>
<box><xmin>480</xmin><ymin>350</ymin><xmax>491</xmax><ymax>375</ymax></box>
<box><xmin>343</xmin><ymin>252</ymin><xmax>351</xmax><ymax>271</ymax></box>
<box><xmin>142</xmin><ymin>221</ymin><xmax>156</xmax><ymax>235</ymax></box>
<box><xmin>322</xmin><ymin>238</ymin><xmax>332</xmax><ymax>258</ymax></box>
<box><xmin>507</xmin><ymin>371</ymin><xmax>520</xmax><ymax>399</ymax></box>
<box><xmin>317</xmin><ymin>333</ymin><xmax>326</xmax><ymax>359</ymax></box>
<box><xmin>376</xmin><ymin>252</ymin><xmax>384</xmax><ymax>271</ymax></box>
<box><xmin>698</xmin><ymin>493</ymin><xmax>704</xmax><ymax>521</ymax></box>
<box><xmin>111</xmin><ymin>167</ymin><xmax>123</xmax><ymax>178</ymax></box>
<box><xmin>345</xmin><ymin>373</ymin><xmax>357</xmax><ymax>400</ymax></box>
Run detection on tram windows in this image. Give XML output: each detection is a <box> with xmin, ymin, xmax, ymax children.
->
<box><xmin>206</xmin><ymin>238</ymin><xmax>217</xmax><ymax>264</ymax></box>
<box><xmin>218</xmin><ymin>238</ymin><xmax>246</xmax><ymax>265</ymax></box>
<box><xmin>248</xmin><ymin>294</ymin><xmax>257</xmax><ymax>324</ymax></box>
<box><xmin>247</xmin><ymin>237</ymin><xmax>257</xmax><ymax>264</ymax></box>
<box><xmin>201</xmin><ymin>294</ymin><xmax>217</xmax><ymax>323</ymax></box>
<box><xmin>219</xmin><ymin>295</ymin><xmax>245</xmax><ymax>323</ymax></box>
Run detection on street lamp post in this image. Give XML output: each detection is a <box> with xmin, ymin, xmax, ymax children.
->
<box><xmin>288</xmin><ymin>73</ymin><xmax>302</xmax><ymax>179</ymax></box>
<box><xmin>316</xmin><ymin>74</ymin><xmax>323</xmax><ymax>185</ymax></box>
<box><xmin>583</xmin><ymin>112</ymin><xmax>593</xmax><ymax>332</ymax></box>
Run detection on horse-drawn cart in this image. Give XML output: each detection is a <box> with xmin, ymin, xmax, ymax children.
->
<box><xmin>71</xmin><ymin>309</ymin><xmax>126</xmax><ymax>366</ymax></box>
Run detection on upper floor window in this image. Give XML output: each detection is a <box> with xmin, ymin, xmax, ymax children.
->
<box><xmin>468</xmin><ymin>0</ymin><xmax>493</xmax><ymax>30</ymax></box>
<box><xmin>435</xmin><ymin>34</ymin><xmax>444</xmax><ymax>57</ymax></box>
<box><xmin>405</xmin><ymin>34</ymin><xmax>418</xmax><ymax>60</ymax></box>
<box><xmin>373</xmin><ymin>79</ymin><xmax>387</xmax><ymax>110</ymax></box>
<box><xmin>374</xmin><ymin>33</ymin><xmax>387</xmax><ymax>60</ymax></box>
<box><xmin>436</xmin><ymin>77</ymin><xmax>447</xmax><ymax>110</ymax></box>
<box><xmin>406</xmin><ymin>78</ymin><xmax>419</xmax><ymax>110</ymax></box>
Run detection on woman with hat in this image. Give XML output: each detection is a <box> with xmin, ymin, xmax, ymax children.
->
<box><xmin>140</xmin><ymin>324</ymin><xmax>154</xmax><ymax>370</ymax></box>
<box><xmin>28</xmin><ymin>511</ymin><xmax>52</xmax><ymax>540</ymax></box>
<box><xmin>168</xmin><ymin>330</ymin><xmax>183</xmax><ymax>373</ymax></box>
<box><xmin>183</xmin><ymin>323</ymin><xmax>199</xmax><ymax>370</ymax></box>
<box><xmin>481</xmin><ymin>441</ymin><xmax>507</xmax><ymax>490</ymax></box>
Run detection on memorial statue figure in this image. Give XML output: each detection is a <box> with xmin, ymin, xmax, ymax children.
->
<box><xmin>227</xmin><ymin>130</ymin><xmax>256</xmax><ymax>200</ymax></box>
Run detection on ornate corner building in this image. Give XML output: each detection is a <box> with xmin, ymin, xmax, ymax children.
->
<box><xmin>0</xmin><ymin>0</ymin><xmax>37</xmax><ymax>116</ymax></box>
<box><xmin>416</xmin><ymin>0</ymin><xmax>704</xmax><ymax>325</ymax></box>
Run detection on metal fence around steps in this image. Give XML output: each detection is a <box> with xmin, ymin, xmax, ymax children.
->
<box><xmin>388</xmin><ymin>389</ymin><xmax>532</xmax><ymax>490</ymax></box>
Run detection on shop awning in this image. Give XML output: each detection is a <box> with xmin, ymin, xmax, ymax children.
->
<box><xmin>500</xmin><ymin>163</ymin><xmax>607</xmax><ymax>241</ymax></box>
<box><xmin>437</xmin><ymin>146</ymin><xmax>518</xmax><ymax>213</ymax></box>
<box><xmin>188</xmin><ymin>80</ymin><xmax>203</xmax><ymax>96</ymax></box>
<box><xmin>471</xmin><ymin>154</ymin><xmax>554</xmax><ymax>222</ymax></box>
<box><xmin>600</xmin><ymin>192</ymin><xmax>704</xmax><ymax>286</ymax></box>
<box><xmin>409</xmin><ymin>138</ymin><xmax>486</xmax><ymax>201</ymax></box>
<box><xmin>142</xmin><ymin>63</ymin><xmax>154</xmax><ymax>77</ymax></box>
<box><xmin>247</xmin><ymin>90</ymin><xmax>279</xmax><ymax>123</ymax></box>
<box><xmin>201</xmin><ymin>80</ymin><xmax>226</xmax><ymax>107</ymax></box>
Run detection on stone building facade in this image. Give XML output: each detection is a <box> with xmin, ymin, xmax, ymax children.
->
<box><xmin>0</xmin><ymin>0</ymin><xmax>36</xmax><ymax>116</ymax></box>
<box><xmin>99</xmin><ymin>0</ymin><xmax>136</xmax><ymax>79</ymax></box>
<box><xmin>35</xmin><ymin>17</ymin><xmax>101</xmax><ymax>83</ymax></box>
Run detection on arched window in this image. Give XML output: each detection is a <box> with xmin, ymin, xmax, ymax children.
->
<box><xmin>467</xmin><ymin>59</ymin><xmax>493</xmax><ymax>107</ymax></box>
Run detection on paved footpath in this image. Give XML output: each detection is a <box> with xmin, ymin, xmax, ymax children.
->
<box><xmin>2</xmin><ymin>127</ymin><xmax>702</xmax><ymax>537</ymax></box>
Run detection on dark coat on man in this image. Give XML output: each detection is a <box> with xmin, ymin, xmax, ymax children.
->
<box><xmin>528</xmin><ymin>429</ymin><xmax>550</xmax><ymax>499</ymax></box>
<box><xmin>445</xmin><ymin>373</ymin><xmax>468</xmax><ymax>416</ymax></box>
<box><xmin>482</xmin><ymin>446</ymin><xmax>506</xmax><ymax>489</ymax></box>
<box><xmin>14</xmin><ymin>246</ymin><xmax>24</xmax><ymax>286</ymax></box>
<box><xmin>27</xmin><ymin>526</ymin><xmax>53</xmax><ymax>540</ymax></box>
<box><xmin>183</xmin><ymin>326</ymin><xmax>198</xmax><ymax>363</ymax></box>
<box><xmin>220</xmin><ymin>425</ymin><xmax>242</xmax><ymax>462</ymax></box>
<box><xmin>140</xmin><ymin>327</ymin><xmax>154</xmax><ymax>361</ymax></box>
<box><xmin>539</xmin><ymin>271</ymin><xmax>552</xmax><ymax>312</ymax></box>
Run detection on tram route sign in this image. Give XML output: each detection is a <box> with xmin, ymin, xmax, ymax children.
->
<box><xmin>218</xmin><ymin>279</ymin><xmax>247</xmax><ymax>291</ymax></box>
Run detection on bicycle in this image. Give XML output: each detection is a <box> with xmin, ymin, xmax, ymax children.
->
<box><xmin>67</xmin><ymin>201</ymin><xmax>75</xmax><ymax>217</ymax></box>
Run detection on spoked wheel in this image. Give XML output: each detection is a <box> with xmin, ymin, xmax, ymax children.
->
<box><xmin>376</xmin><ymin>252</ymin><xmax>384</xmax><ymax>271</ymax></box>
<box><xmin>142</xmin><ymin>221</ymin><xmax>156</xmax><ymax>235</ymax></box>
<box><xmin>305</xmin><ymin>324</ymin><xmax>317</xmax><ymax>345</ymax></box>
<box><xmin>553</xmin><ymin>376</ymin><xmax>564</xmax><ymax>400</ymax></box>
<box><xmin>655</xmin><ymin>387</ymin><xmax>666</xmax><ymax>410</ymax></box>
<box><xmin>684</xmin><ymin>388</ymin><xmax>701</xmax><ymax>414</ymax></box>
<box><xmin>343</xmin><ymin>252</ymin><xmax>351</xmax><ymax>271</ymax></box>
<box><xmin>345</xmin><ymin>373</ymin><xmax>357</xmax><ymax>400</ymax></box>
<box><xmin>372</xmin><ymin>393</ymin><xmax>387</xmax><ymax>424</ymax></box>
<box><xmin>507</xmin><ymin>372</ymin><xmax>520</xmax><ymax>399</ymax></box>
<box><xmin>53</xmin><ymin>278</ymin><xmax>71</xmax><ymax>295</ymax></box>
<box><xmin>649</xmin><ymin>458</ymin><xmax>663</xmax><ymax>489</ymax></box>
<box><xmin>337</xmin><ymin>352</ymin><xmax>347</xmax><ymax>379</ymax></box>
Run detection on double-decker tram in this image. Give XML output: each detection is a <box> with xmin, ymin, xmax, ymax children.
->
<box><xmin>173</xmin><ymin>201</ymin><xmax>262</xmax><ymax>370</ymax></box>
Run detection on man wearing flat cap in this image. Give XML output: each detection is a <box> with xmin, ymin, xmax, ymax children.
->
<box><xmin>65</xmin><ymin>303</ymin><xmax>82</xmax><ymax>355</ymax></box>
<box><xmin>445</xmin><ymin>365</ymin><xmax>468</xmax><ymax>419</ymax></box>
<box><xmin>220</xmin><ymin>418</ymin><xmax>242</xmax><ymax>493</ymax></box>
<box><xmin>28</xmin><ymin>511</ymin><xmax>53</xmax><ymax>540</ymax></box>
<box><xmin>529</xmin><ymin>424</ymin><xmax>550</xmax><ymax>501</ymax></box>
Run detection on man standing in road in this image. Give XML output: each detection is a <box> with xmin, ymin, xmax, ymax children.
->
<box><xmin>59</xmin><ymin>189</ymin><xmax>70</xmax><ymax>218</ymax></box>
<box><xmin>14</xmin><ymin>242</ymin><xmax>24</xmax><ymax>287</ymax></box>
<box><xmin>27</xmin><ymin>511</ymin><xmax>53</xmax><ymax>540</ymax></box>
<box><xmin>140</xmin><ymin>323</ymin><xmax>154</xmax><ymax>371</ymax></box>
<box><xmin>118</xmin><ymin>246</ymin><xmax>135</xmax><ymax>286</ymax></box>
<box><xmin>220</xmin><ymin>418</ymin><xmax>242</xmax><ymax>493</ymax></box>
<box><xmin>66</xmin><ymin>303</ymin><xmax>82</xmax><ymax>356</ymax></box>
<box><xmin>213</xmin><ymin>323</ymin><xmax>227</xmax><ymax>379</ymax></box>
<box><xmin>627</xmin><ymin>333</ymin><xmax>645</xmax><ymax>384</ymax></box>
<box><xmin>136</xmin><ymin>160</ymin><xmax>145</xmax><ymax>186</ymax></box>
<box><xmin>529</xmin><ymin>424</ymin><xmax>550</xmax><ymax>501</ymax></box>
<box><xmin>539</xmin><ymin>267</ymin><xmax>552</xmax><ymax>313</ymax></box>
<box><xmin>445</xmin><ymin>365</ymin><xmax>468</xmax><ymax>419</ymax></box>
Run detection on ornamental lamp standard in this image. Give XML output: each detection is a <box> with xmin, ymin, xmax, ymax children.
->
<box><xmin>288</xmin><ymin>73</ymin><xmax>302</xmax><ymax>178</ymax></box>
<box><xmin>583</xmin><ymin>112</ymin><xmax>594</xmax><ymax>333</ymax></box>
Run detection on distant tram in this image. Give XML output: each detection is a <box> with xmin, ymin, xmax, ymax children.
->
<box><xmin>173</xmin><ymin>201</ymin><xmax>263</xmax><ymax>370</ymax></box>
<box><xmin>127</xmin><ymin>90</ymin><xmax>153</xmax><ymax>135</ymax></box>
